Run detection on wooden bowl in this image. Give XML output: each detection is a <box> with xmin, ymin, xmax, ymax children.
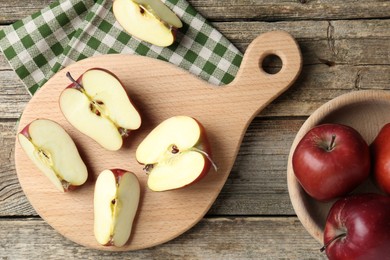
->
<box><xmin>287</xmin><ymin>90</ymin><xmax>390</xmax><ymax>244</ymax></box>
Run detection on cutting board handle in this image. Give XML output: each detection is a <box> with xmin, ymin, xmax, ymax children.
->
<box><xmin>222</xmin><ymin>31</ymin><xmax>302</xmax><ymax>116</ymax></box>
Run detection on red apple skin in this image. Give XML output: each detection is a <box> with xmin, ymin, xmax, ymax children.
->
<box><xmin>65</xmin><ymin>68</ymin><xmax>131</xmax><ymax>95</ymax></box>
<box><xmin>371</xmin><ymin>123</ymin><xmax>390</xmax><ymax>195</ymax></box>
<box><xmin>19</xmin><ymin>122</ymin><xmax>31</xmax><ymax>139</ymax></box>
<box><xmin>323</xmin><ymin>193</ymin><xmax>390</xmax><ymax>260</ymax></box>
<box><xmin>292</xmin><ymin>123</ymin><xmax>370</xmax><ymax>201</ymax></box>
<box><xmin>111</xmin><ymin>168</ymin><xmax>133</xmax><ymax>184</ymax></box>
<box><xmin>189</xmin><ymin>119</ymin><xmax>212</xmax><ymax>185</ymax></box>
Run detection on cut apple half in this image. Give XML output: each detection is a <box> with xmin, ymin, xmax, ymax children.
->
<box><xmin>136</xmin><ymin>116</ymin><xmax>216</xmax><ymax>191</ymax></box>
<box><xmin>113</xmin><ymin>0</ymin><xmax>183</xmax><ymax>47</ymax></box>
<box><xmin>17</xmin><ymin>119</ymin><xmax>88</xmax><ymax>192</ymax></box>
<box><xmin>59</xmin><ymin>68</ymin><xmax>141</xmax><ymax>151</ymax></box>
<box><xmin>94</xmin><ymin>169</ymin><xmax>140</xmax><ymax>247</ymax></box>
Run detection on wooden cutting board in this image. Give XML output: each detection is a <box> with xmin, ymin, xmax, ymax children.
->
<box><xmin>14</xmin><ymin>31</ymin><xmax>302</xmax><ymax>251</ymax></box>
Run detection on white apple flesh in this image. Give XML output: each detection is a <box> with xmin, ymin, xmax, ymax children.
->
<box><xmin>94</xmin><ymin>169</ymin><xmax>140</xmax><ymax>247</ymax></box>
<box><xmin>113</xmin><ymin>0</ymin><xmax>182</xmax><ymax>47</ymax></box>
<box><xmin>133</xmin><ymin>0</ymin><xmax>182</xmax><ymax>28</ymax></box>
<box><xmin>136</xmin><ymin>116</ymin><xmax>215</xmax><ymax>191</ymax></box>
<box><xmin>59</xmin><ymin>68</ymin><xmax>141</xmax><ymax>151</ymax></box>
<box><xmin>18</xmin><ymin>119</ymin><xmax>88</xmax><ymax>192</ymax></box>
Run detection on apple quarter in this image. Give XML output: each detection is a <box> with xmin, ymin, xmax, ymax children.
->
<box><xmin>17</xmin><ymin>119</ymin><xmax>88</xmax><ymax>192</ymax></box>
<box><xmin>60</xmin><ymin>68</ymin><xmax>141</xmax><ymax>151</ymax></box>
<box><xmin>94</xmin><ymin>169</ymin><xmax>140</xmax><ymax>247</ymax></box>
<box><xmin>112</xmin><ymin>0</ymin><xmax>182</xmax><ymax>47</ymax></box>
<box><xmin>136</xmin><ymin>116</ymin><xmax>214</xmax><ymax>191</ymax></box>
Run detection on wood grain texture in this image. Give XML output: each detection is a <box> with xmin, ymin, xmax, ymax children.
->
<box><xmin>0</xmin><ymin>217</ymin><xmax>326</xmax><ymax>259</ymax></box>
<box><xmin>13</xmin><ymin>31</ymin><xmax>301</xmax><ymax>250</ymax></box>
<box><xmin>191</xmin><ymin>0</ymin><xmax>390</xmax><ymax>21</ymax></box>
<box><xmin>1</xmin><ymin>19</ymin><xmax>390</xmax><ymax>119</ymax></box>
<box><xmin>1</xmin><ymin>0</ymin><xmax>389</xmax><ymax>258</ymax></box>
<box><xmin>0</xmin><ymin>0</ymin><xmax>389</xmax><ymax>23</ymax></box>
<box><xmin>0</xmin><ymin>118</ymin><xmax>305</xmax><ymax>217</ymax></box>
<box><xmin>3</xmin><ymin>64</ymin><xmax>390</xmax><ymax>119</ymax></box>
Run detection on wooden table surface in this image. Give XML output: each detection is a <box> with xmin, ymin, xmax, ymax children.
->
<box><xmin>1</xmin><ymin>1</ymin><xmax>389</xmax><ymax>259</ymax></box>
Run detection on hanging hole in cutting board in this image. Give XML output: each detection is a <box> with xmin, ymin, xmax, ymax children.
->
<box><xmin>261</xmin><ymin>54</ymin><xmax>283</xmax><ymax>75</ymax></box>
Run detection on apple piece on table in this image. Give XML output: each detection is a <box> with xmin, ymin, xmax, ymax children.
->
<box><xmin>94</xmin><ymin>169</ymin><xmax>140</xmax><ymax>247</ymax></box>
<box><xmin>136</xmin><ymin>116</ymin><xmax>216</xmax><ymax>192</ymax></box>
<box><xmin>292</xmin><ymin>123</ymin><xmax>370</xmax><ymax>201</ymax></box>
<box><xmin>323</xmin><ymin>193</ymin><xmax>390</xmax><ymax>260</ymax></box>
<box><xmin>113</xmin><ymin>0</ymin><xmax>183</xmax><ymax>47</ymax></box>
<box><xmin>59</xmin><ymin>68</ymin><xmax>141</xmax><ymax>151</ymax></box>
<box><xmin>17</xmin><ymin>119</ymin><xmax>88</xmax><ymax>192</ymax></box>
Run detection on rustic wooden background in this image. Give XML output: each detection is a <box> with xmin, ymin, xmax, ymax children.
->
<box><xmin>1</xmin><ymin>0</ymin><xmax>389</xmax><ymax>259</ymax></box>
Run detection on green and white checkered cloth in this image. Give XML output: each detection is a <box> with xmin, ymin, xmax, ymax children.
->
<box><xmin>0</xmin><ymin>0</ymin><xmax>243</xmax><ymax>96</ymax></box>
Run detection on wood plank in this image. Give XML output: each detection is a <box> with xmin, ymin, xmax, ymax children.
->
<box><xmin>0</xmin><ymin>0</ymin><xmax>389</xmax><ymax>24</ymax></box>
<box><xmin>0</xmin><ymin>70</ymin><xmax>31</xmax><ymax>119</ymax></box>
<box><xmin>0</xmin><ymin>19</ymin><xmax>389</xmax><ymax>118</ymax></box>
<box><xmin>264</xmin><ymin>64</ymin><xmax>390</xmax><ymax>117</ymax></box>
<box><xmin>214</xmin><ymin>20</ymin><xmax>390</xmax><ymax>65</ymax></box>
<box><xmin>0</xmin><ymin>0</ymin><xmax>55</xmax><ymax>24</ymax></box>
<box><xmin>1</xmin><ymin>118</ymin><xmax>305</xmax><ymax>217</ymax></box>
<box><xmin>0</xmin><ymin>217</ymin><xmax>326</xmax><ymax>259</ymax></box>
<box><xmin>0</xmin><ymin>120</ymin><xmax>35</xmax><ymax>216</ymax></box>
<box><xmin>2</xmin><ymin>63</ymin><xmax>390</xmax><ymax>119</ymax></box>
<box><xmin>0</xmin><ymin>20</ymin><xmax>390</xmax><ymax>118</ymax></box>
<box><xmin>191</xmin><ymin>0</ymin><xmax>390</xmax><ymax>21</ymax></box>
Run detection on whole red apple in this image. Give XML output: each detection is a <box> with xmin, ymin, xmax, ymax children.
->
<box><xmin>322</xmin><ymin>193</ymin><xmax>390</xmax><ymax>260</ymax></box>
<box><xmin>371</xmin><ymin>123</ymin><xmax>390</xmax><ymax>194</ymax></box>
<box><xmin>292</xmin><ymin>123</ymin><xmax>370</xmax><ymax>201</ymax></box>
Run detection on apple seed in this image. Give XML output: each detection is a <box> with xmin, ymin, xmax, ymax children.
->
<box><xmin>139</xmin><ymin>5</ymin><xmax>145</xmax><ymax>14</ymax></box>
<box><xmin>36</xmin><ymin>149</ymin><xmax>53</xmax><ymax>167</ymax></box>
<box><xmin>36</xmin><ymin>148</ymin><xmax>71</xmax><ymax>191</ymax></box>
<box><xmin>171</xmin><ymin>145</ymin><xmax>179</xmax><ymax>154</ymax></box>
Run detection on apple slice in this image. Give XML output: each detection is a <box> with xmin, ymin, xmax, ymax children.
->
<box><xmin>59</xmin><ymin>68</ymin><xmax>141</xmax><ymax>151</ymax></box>
<box><xmin>113</xmin><ymin>0</ymin><xmax>183</xmax><ymax>47</ymax></box>
<box><xmin>136</xmin><ymin>116</ymin><xmax>216</xmax><ymax>191</ymax></box>
<box><xmin>94</xmin><ymin>169</ymin><xmax>140</xmax><ymax>247</ymax></box>
<box><xmin>17</xmin><ymin>119</ymin><xmax>88</xmax><ymax>192</ymax></box>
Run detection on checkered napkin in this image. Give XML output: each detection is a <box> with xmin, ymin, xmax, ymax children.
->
<box><xmin>0</xmin><ymin>0</ymin><xmax>243</xmax><ymax>95</ymax></box>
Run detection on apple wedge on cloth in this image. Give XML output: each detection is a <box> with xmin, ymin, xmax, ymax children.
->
<box><xmin>113</xmin><ymin>0</ymin><xmax>183</xmax><ymax>47</ymax></box>
<box><xmin>136</xmin><ymin>116</ymin><xmax>216</xmax><ymax>191</ymax></box>
<box><xmin>94</xmin><ymin>169</ymin><xmax>140</xmax><ymax>247</ymax></box>
<box><xmin>60</xmin><ymin>68</ymin><xmax>141</xmax><ymax>151</ymax></box>
<box><xmin>17</xmin><ymin>119</ymin><xmax>88</xmax><ymax>192</ymax></box>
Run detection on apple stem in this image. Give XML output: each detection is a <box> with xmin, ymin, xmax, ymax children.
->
<box><xmin>61</xmin><ymin>180</ymin><xmax>70</xmax><ymax>191</ymax></box>
<box><xmin>328</xmin><ymin>134</ymin><xmax>336</xmax><ymax>151</ymax></box>
<box><xmin>191</xmin><ymin>147</ymin><xmax>218</xmax><ymax>172</ymax></box>
<box><xmin>320</xmin><ymin>233</ymin><xmax>346</xmax><ymax>252</ymax></box>
<box><xmin>66</xmin><ymin>72</ymin><xmax>83</xmax><ymax>90</ymax></box>
<box><xmin>119</xmin><ymin>127</ymin><xmax>130</xmax><ymax>137</ymax></box>
<box><xmin>143</xmin><ymin>164</ymin><xmax>154</xmax><ymax>174</ymax></box>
